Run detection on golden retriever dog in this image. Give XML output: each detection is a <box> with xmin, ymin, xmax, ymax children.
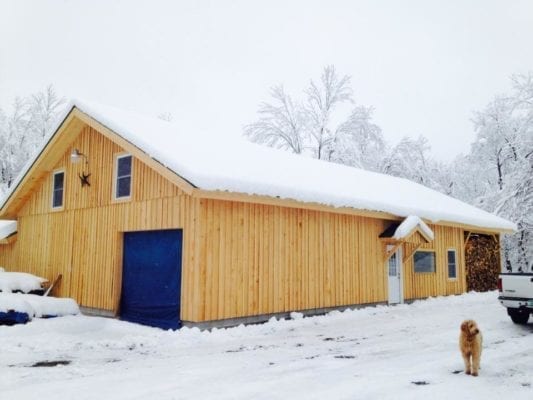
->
<box><xmin>459</xmin><ymin>319</ymin><xmax>483</xmax><ymax>376</ymax></box>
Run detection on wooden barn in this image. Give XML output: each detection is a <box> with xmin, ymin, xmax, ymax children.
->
<box><xmin>0</xmin><ymin>101</ymin><xmax>515</xmax><ymax>329</ymax></box>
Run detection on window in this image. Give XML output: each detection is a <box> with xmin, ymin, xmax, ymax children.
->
<box><xmin>447</xmin><ymin>249</ymin><xmax>457</xmax><ymax>279</ymax></box>
<box><xmin>52</xmin><ymin>170</ymin><xmax>65</xmax><ymax>209</ymax></box>
<box><xmin>388</xmin><ymin>252</ymin><xmax>398</xmax><ymax>276</ymax></box>
<box><xmin>115</xmin><ymin>154</ymin><xmax>132</xmax><ymax>199</ymax></box>
<box><xmin>414</xmin><ymin>250</ymin><xmax>436</xmax><ymax>273</ymax></box>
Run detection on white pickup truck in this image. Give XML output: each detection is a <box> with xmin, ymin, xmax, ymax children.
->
<box><xmin>498</xmin><ymin>273</ymin><xmax>533</xmax><ymax>324</ymax></box>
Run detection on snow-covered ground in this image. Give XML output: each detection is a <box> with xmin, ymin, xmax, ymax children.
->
<box><xmin>0</xmin><ymin>291</ymin><xmax>531</xmax><ymax>400</ymax></box>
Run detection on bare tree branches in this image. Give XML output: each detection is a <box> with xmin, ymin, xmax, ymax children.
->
<box><xmin>244</xmin><ymin>85</ymin><xmax>305</xmax><ymax>154</ymax></box>
<box><xmin>0</xmin><ymin>85</ymin><xmax>65</xmax><ymax>194</ymax></box>
<box><xmin>303</xmin><ymin>66</ymin><xmax>353</xmax><ymax>159</ymax></box>
<box><xmin>245</xmin><ymin>65</ymin><xmax>384</xmax><ymax>167</ymax></box>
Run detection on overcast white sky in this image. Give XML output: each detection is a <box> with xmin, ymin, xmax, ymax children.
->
<box><xmin>1</xmin><ymin>0</ymin><xmax>532</xmax><ymax>160</ymax></box>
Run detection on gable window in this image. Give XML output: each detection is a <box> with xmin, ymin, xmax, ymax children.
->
<box><xmin>447</xmin><ymin>249</ymin><xmax>457</xmax><ymax>279</ymax></box>
<box><xmin>414</xmin><ymin>250</ymin><xmax>436</xmax><ymax>273</ymax></box>
<box><xmin>115</xmin><ymin>154</ymin><xmax>132</xmax><ymax>199</ymax></box>
<box><xmin>52</xmin><ymin>170</ymin><xmax>65</xmax><ymax>209</ymax></box>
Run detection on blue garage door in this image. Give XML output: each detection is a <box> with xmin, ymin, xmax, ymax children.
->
<box><xmin>120</xmin><ymin>229</ymin><xmax>183</xmax><ymax>329</ymax></box>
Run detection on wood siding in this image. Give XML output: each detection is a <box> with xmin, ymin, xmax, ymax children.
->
<box><xmin>0</xmin><ymin>125</ymin><xmax>200</xmax><ymax>320</ymax></box>
<box><xmin>403</xmin><ymin>225</ymin><xmax>466</xmax><ymax>299</ymax></box>
<box><xmin>0</xmin><ymin>119</ymin><xmax>468</xmax><ymax>324</ymax></box>
<box><xmin>191</xmin><ymin>200</ymin><xmax>466</xmax><ymax>321</ymax></box>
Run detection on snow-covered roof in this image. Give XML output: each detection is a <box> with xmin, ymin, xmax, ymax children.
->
<box><xmin>392</xmin><ymin>216</ymin><xmax>435</xmax><ymax>241</ymax></box>
<box><xmin>0</xmin><ymin>220</ymin><xmax>17</xmax><ymax>240</ymax></box>
<box><xmin>0</xmin><ymin>99</ymin><xmax>517</xmax><ymax>232</ymax></box>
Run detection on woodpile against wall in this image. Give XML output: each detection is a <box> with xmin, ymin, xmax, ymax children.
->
<box><xmin>465</xmin><ymin>234</ymin><xmax>500</xmax><ymax>292</ymax></box>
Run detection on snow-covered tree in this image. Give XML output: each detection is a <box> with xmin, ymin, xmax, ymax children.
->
<box><xmin>244</xmin><ymin>85</ymin><xmax>305</xmax><ymax>154</ymax></box>
<box><xmin>460</xmin><ymin>73</ymin><xmax>533</xmax><ymax>272</ymax></box>
<box><xmin>380</xmin><ymin>136</ymin><xmax>450</xmax><ymax>190</ymax></box>
<box><xmin>245</xmin><ymin>66</ymin><xmax>384</xmax><ymax>167</ymax></box>
<box><xmin>302</xmin><ymin>65</ymin><xmax>353</xmax><ymax>160</ymax></box>
<box><xmin>328</xmin><ymin>105</ymin><xmax>387</xmax><ymax>171</ymax></box>
<box><xmin>0</xmin><ymin>86</ymin><xmax>64</xmax><ymax>195</ymax></box>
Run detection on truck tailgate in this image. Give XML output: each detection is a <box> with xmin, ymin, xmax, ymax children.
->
<box><xmin>500</xmin><ymin>273</ymin><xmax>533</xmax><ymax>299</ymax></box>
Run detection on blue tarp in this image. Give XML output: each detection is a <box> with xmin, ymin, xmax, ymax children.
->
<box><xmin>120</xmin><ymin>229</ymin><xmax>183</xmax><ymax>330</ymax></box>
<box><xmin>0</xmin><ymin>310</ymin><xmax>30</xmax><ymax>325</ymax></box>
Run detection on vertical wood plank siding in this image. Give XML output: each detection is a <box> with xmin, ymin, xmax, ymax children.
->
<box><xmin>0</xmin><ymin>126</ymin><xmax>200</xmax><ymax>321</ymax></box>
<box><xmin>402</xmin><ymin>225</ymin><xmax>466</xmax><ymax>299</ymax></box>
<box><xmin>194</xmin><ymin>200</ymin><xmax>464</xmax><ymax>321</ymax></box>
<box><xmin>0</xmin><ymin>122</ymin><xmax>466</xmax><ymax>323</ymax></box>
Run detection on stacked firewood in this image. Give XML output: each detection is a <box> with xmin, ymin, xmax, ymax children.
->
<box><xmin>465</xmin><ymin>234</ymin><xmax>500</xmax><ymax>292</ymax></box>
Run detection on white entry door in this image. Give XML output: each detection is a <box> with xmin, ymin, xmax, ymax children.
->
<box><xmin>387</xmin><ymin>246</ymin><xmax>402</xmax><ymax>304</ymax></box>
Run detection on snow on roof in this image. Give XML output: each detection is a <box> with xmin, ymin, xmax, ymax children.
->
<box><xmin>0</xmin><ymin>220</ymin><xmax>17</xmax><ymax>240</ymax></box>
<box><xmin>392</xmin><ymin>216</ymin><xmax>435</xmax><ymax>241</ymax></box>
<box><xmin>0</xmin><ymin>99</ymin><xmax>517</xmax><ymax>232</ymax></box>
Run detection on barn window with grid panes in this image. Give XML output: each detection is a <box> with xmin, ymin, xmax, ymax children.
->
<box><xmin>447</xmin><ymin>249</ymin><xmax>457</xmax><ymax>279</ymax></box>
<box><xmin>115</xmin><ymin>154</ymin><xmax>132</xmax><ymax>199</ymax></box>
<box><xmin>52</xmin><ymin>170</ymin><xmax>65</xmax><ymax>209</ymax></box>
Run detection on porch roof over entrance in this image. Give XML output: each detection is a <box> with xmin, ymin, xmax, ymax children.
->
<box><xmin>380</xmin><ymin>216</ymin><xmax>435</xmax><ymax>263</ymax></box>
<box><xmin>380</xmin><ymin>215</ymin><xmax>434</xmax><ymax>244</ymax></box>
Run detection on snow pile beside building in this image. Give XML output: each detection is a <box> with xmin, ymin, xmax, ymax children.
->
<box><xmin>0</xmin><ymin>269</ymin><xmax>78</xmax><ymax>322</ymax></box>
<box><xmin>0</xmin><ymin>220</ymin><xmax>16</xmax><ymax>239</ymax></box>
<box><xmin>0</xmin><ymin>293</ymin><xmax>34</xmax><ymax>317</ymax></box>
<box><xmin>0</xmin><ymin>293</ymin><xmax>80</xmax><ymax>320</ymax></box>
<box><xmin>393</xmin><ymin>215</ymin><xmax>434</xmax><ymax>240</ymax></box>
<box><xmin>0</xmin><ymin>270</ymin><xmax>48</xmax><ymax>293</ymax></box>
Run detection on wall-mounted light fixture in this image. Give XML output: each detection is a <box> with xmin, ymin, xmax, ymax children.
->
<box><xmin>70</xmin><ymin>148</ymin><xmax>87</xmax><ymax>164</ymax></box>
<box><xmin>70</xmin><ymin>148</ymin><xmax>91</xmax><ymax>187</ymax></box>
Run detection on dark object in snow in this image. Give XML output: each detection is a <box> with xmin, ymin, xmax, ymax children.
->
<box><xmin>334</xmin><ymin>355</ymin><xmax>356</xmax><ymax>359</ymax></box>
<box><xmin>452</xmin><ymin>370</ymin><xmax>462</xmax><ymax>374</ymax></box>
<box><xmin>0</xmin><ymin>289</ymin><xmax>45</xmax><ymax>296</ymax></box>
<box><xmin>31</xmin><ymin>360</ymin><xmax>71</xmax><ymax>367</ymax></box>
<box><xmin>0</xmin><ymin>310</ymin><xmax>30</xmax><ymax>325</ymax></box>
<box><xmin>411</xmin><ymin>381</ymin><xmax>430</xmax><ymax>385</ymax></box>
<box><xmin>226</xmin><ymin>346</ymin><xmax>245</xmax><ymax>353</ymax></box>
<box><xmin>27</xmin><ymin>289</ymin><xmax>46</xmax><ymax>296</ymax></box>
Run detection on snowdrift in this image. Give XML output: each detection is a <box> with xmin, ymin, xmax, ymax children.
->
<box><xmin>0</xmin><ymin>293</ymin><xmax>80</xmax><ymax>325</ymax></box>
<box><xmin>0</xmin><ymin>269</ymin><xmax>48</xmax><ymax>294</ymax></box>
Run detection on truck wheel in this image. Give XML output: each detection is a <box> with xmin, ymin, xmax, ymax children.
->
<box><xmin>507</xmin><ymin>308</ymin><xmax>530</xmax><ymax>324</ymax></box>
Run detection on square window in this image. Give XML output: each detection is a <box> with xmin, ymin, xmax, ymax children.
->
<box><xmin>414</xmin><ymin>251</ymin><xmax>435</xmax><ymax>273</ymax></box>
